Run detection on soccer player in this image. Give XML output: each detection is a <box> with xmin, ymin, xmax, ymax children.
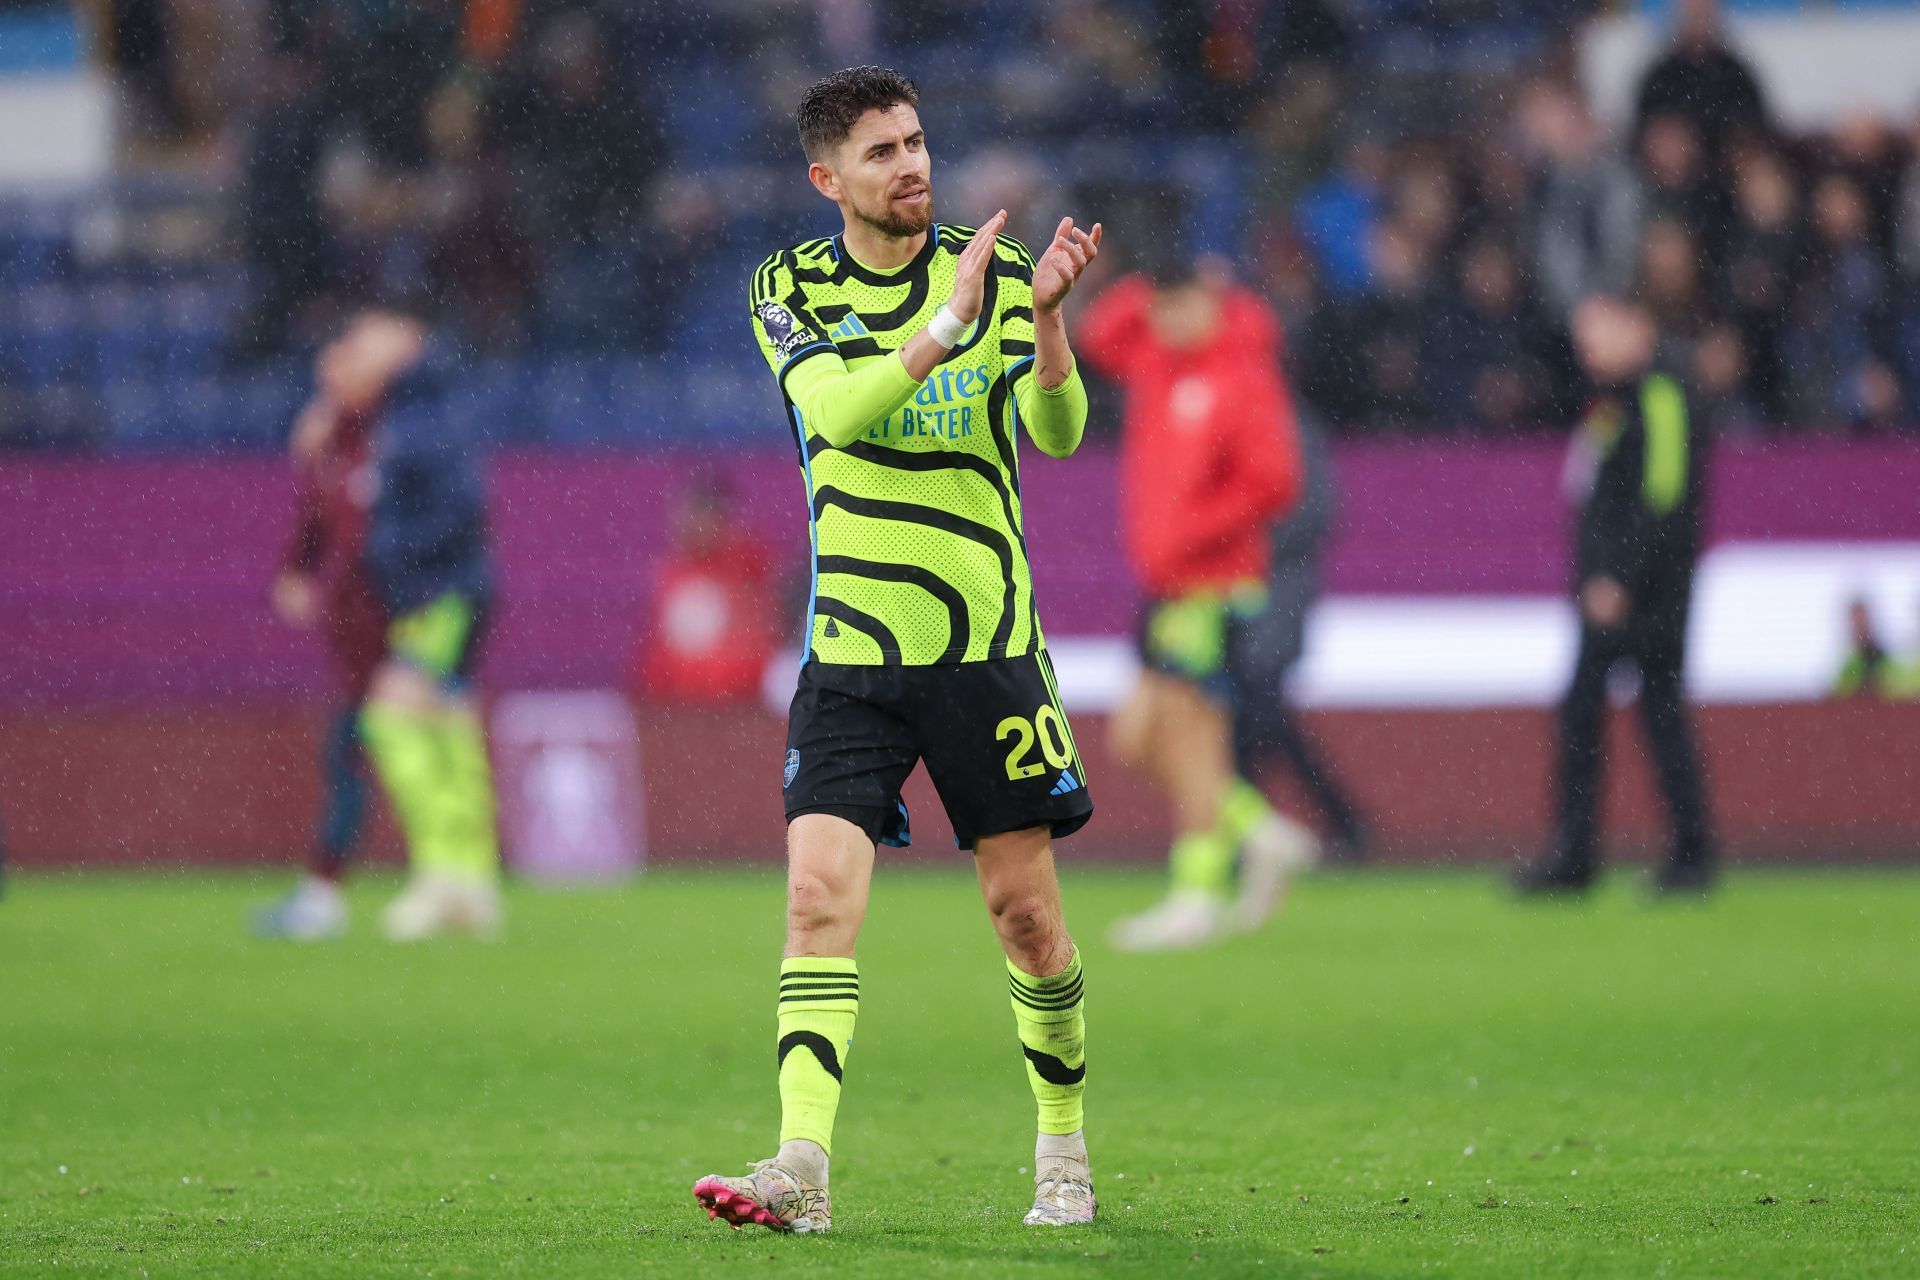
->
<box><xmin>255</xmin><ymin>337</ymin><xmax>395</xmax><ymax>939</ymax></box>
<box><xmin>692</xmin><ymin>66</ymin><xmax>1103</xmax><ymax>1233</ymax></box>
<box><xmin>269</xmin><ymin>305</ymin><xmax>504</xmax><ymax>939</ymax></box>
<box><xmin>1078</xmin><ymin>253</ymin><xmax>1320</xmax><ymax>952</ymax></box>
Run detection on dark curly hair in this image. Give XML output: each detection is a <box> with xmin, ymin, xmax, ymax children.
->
<box><xmin>796</xmin><ymin>66</ymin><xmax>919</xmax><ymax>162</ymax></box>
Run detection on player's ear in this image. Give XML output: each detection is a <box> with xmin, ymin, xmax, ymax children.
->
<box><xmin>807</xmin><ymin>159</ymin><xmax>840</xmax><ymax>204</ymax></box>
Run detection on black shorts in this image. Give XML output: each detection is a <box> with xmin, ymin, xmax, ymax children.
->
<box><xmin>783</xmin><ymin>650</ymin><xmax>1094</xmax><ymax>851</ymax></box>
<box><xmin>385</xmin><ymin>590</ymin><xmax>491</xmax><ymax>692</ymax></box>
<box><xmin>1137</xmin><ymin>589</ymin><xmax>1263</xmax><ymax>704</ymax></box>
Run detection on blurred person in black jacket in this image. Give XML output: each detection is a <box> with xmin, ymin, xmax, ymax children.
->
<box><xmin>1515</xmin><ymin>295</ymin><xmax>1716</xmax><ymax>896</ymax></box>
<box><xmin>1227</xmin><ymin>416</ymin><xmax>1369</xmax><ymax>861</ymax></box>
<box><xmin>1633</xmin><ymin>0</ymin><xmax>1769</xmax><ymax>170</ymax></box>
<box><xmin>1720</xmin><ymin>143</ymin><xmax>1802</xmax><ymax>421</ymax></box>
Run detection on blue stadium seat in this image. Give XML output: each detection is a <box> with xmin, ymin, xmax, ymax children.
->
<box><xmin>158</xmin><ymin>284</ymin><xmax>227</xmax><ymax>380</ymax></box>
<box><xmin>89</xmin><ymin>287</ymin><xmax>167</xmax><ymax>385</ymax></box>
<box><xmin>0</xmin><ymin>225</ymin><xmax>70</xmax><ymax>289</ymax></box>
<box><xmin>102</xmin><ymin>378</ymin><xmax>178</xmax><ymax>447</ymax></box>
<box><xmin>444</xmin><ymin>359</ymin><xmax>538</xmax><ymax>445</ymax></box>
<box><xmin>18</xmin><ymin>287</ymin><xmax>87</xmax><ymax>391</ymax></box>
<box><xmin>608</xmin><ymin>359</ymin><xmax>685</xmax><ymax>442</ymax></box>
<box><xmin>206</xmin><ymin>362</ymin><xmax>304</xmax><ymax>449</ymax></box>
<box><xmin>538</xmin><ymin>356</ymin><xmax>625</xmax><ymax>445</ymax></box>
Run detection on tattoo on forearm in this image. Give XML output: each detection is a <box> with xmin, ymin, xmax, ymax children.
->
<box><xmin>1034</xmin><ymin>308</ymin><xmax>1071</xmax><ymax>390</ymax></box>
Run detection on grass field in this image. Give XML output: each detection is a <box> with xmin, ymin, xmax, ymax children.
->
<box><xmin>3</xmin><ymin>866</ymin><xmax>1917</xmax><ymax>1278</ymax></box>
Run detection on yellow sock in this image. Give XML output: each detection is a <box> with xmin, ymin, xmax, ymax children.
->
<box><xmin>427</xmin><ymin>711</ymin><xmax>499</xmax><ymax>882</ymax></box>
<box><xmin>777</xmin><ymin>957</ymin><xmax>858</xmax><ymax>1155</ymax></box>
<box><xmin>1008</xmin><ymin>949</ymin><xmax>1086</xmax><ymax>1136</ymax></box>
<box><xmin>1170</xmin><ymin>831</ymin><xmax>1235</xmax><ymax>895</ymax></box>
<box><xmin>1218</xmin><ymin>777</ymin><xmax>1277</xmax><ymax>845</ymax></box>
<box><xmin>358</xmin><ymin>703</ymin><xmax>455</xmax><ymax>876</ymax></box>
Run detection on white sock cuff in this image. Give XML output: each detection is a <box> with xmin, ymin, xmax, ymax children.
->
<box><xmin>776</xmin><ymin>1138</ymin><xmax>830</xmax><ymax>1185</ymax></box>
<box><xmin>1035</xmin><ymin>1129</ymin><xmax>1088</xmax><ymax>1164</ymax></box>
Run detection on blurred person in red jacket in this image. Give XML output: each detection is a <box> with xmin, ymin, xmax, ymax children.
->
<box><xmin>254</xmin><ymin>333</ymin><xmax>390</xmax><ymax>939</ymax></box>
<box><xmin>628</xmin><ymin>473</ymin><xmax>780</xmax><ymax>705</ymax></box>
<box><xmin>1078</xmin><ymin>249</ymin><xmax>1321</xmax><ymax>952</ymax></box>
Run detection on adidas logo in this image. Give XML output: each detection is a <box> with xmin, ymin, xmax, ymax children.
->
<box><xmin>829</xmin><ymin>314</ymin><xmax>872</xmax><ymax>340</ymax></box>
<box><xmin>823</xmin><ymin>618</ymin><xmax>841</xmax><ymax>638</ymax></box>
<box><xmin>1049</xmin><ymin>770</ymin><xmax>1081</xmax><ymax>796</ymax></box>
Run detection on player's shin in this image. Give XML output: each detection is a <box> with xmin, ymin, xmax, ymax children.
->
<box><xmin>428</xmin><ymin>708</ymin><xmax>500</xmax><ymax>883</ymax></box>
<box><xmin>357</xmin><ymin>702</ymin><xmax>444</xmax><ymax>871</ymax></box>
<box><xmin>1007</xmin><ymin>947</ymin><xmax>1086</xmax><ymax>1136</ymax></box>
<box><xmin>776</xmin><ymin>957</ymin><xmax>858</xmax><ymax>1182</ymax></box>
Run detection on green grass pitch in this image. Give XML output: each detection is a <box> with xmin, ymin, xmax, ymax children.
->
<box><xmin>3</xmin><ymin>867</ymin><xmax>1916</xmax><ymax>1277</ymax></box>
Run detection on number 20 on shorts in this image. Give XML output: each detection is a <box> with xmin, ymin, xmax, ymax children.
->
<box><xmin>997</xmin><ymin>706</ymin><xmax>1073</xmax><ymax>780</ymax></box>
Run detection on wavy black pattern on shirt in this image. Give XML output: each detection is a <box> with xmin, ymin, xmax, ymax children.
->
<box><xmin>811</xmin><ymin>485</ymin><xmax>1018</xmax><ymax>656</ymax></box>
<box><xmin>813</xmin><ymin>595</ymin><xmax>899</xmax><ymax>660</ymax></box>
<box><xmin>814</xmin><ymin>553</ymin><xmax>970</xmax><ymax>658</ymax></box>
<box><xmin>813</xmin><ymin>443</ymin><xmax>1024</xmax><ymax>654</ymax></box>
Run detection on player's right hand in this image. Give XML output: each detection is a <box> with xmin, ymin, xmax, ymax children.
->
<box><xmin>272</xmin><ymin>571</ymin><xmax>320</xmax><ymax>629</ymax></box>
<box><xmin>1581</xmin><ymin>575</ymin><xmax>1630</xmax><ymax>630</ymax></box>
<box><xmin>946</xmin><ymin>209</ymin><xmax>1008</xmax><ymax>326</ymax></box>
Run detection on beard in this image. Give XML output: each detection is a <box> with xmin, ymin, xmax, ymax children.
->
<box><xmin>855</xmin><ymin>186</ymin><xmax>935</xmax><ymax>239</ymax></box>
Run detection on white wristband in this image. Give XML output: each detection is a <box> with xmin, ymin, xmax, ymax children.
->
<box><xmin>926</xmin><ymin>305</ymin><xmax>968</xmax><ymax>349</ymax></box>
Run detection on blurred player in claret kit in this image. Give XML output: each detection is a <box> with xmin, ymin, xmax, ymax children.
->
<box><xmin>254</xmin><ymin>331</ymin><xmax>389</xmax><ymax>939</ymax></box>
<box><xmin>1078</xmin><ymin>249</ymin><xmax>1320</xmax><ymax>952</ymax></box>
<box><xmin>258</xmin><ymin>305</ymin><xmax>503</xmax><ymax>940</ymax></box>
<box><xmin>692</xmin><ymin>66</ymin><xmax>1104</xmax><ymax>1234</ymax></box>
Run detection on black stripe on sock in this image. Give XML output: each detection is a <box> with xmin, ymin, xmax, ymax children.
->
<box><xmin>1009</xmin><ymin>966</ymin><xmax>1081</xmax><ymax>995</ymax></box>
<box><xmin>1010</xmin><ymin>975</ymin><xmax>1083</xmax><ymax>999</ymax></box>
<box><xmin>780</xmin><ymin>971</ymin><xmax>861</xmax><ymax>982</ymax></box>
<box><xmin>778</xmin><ymin>992</ymin><xmax>862</xmax><ymax>1005</ymax></box>
<box><xmin>1010</xmin><ymin>972</ymin><xmax>1083</xmax><ymax>998</ymax></box>
<box><xmin>778</xmin><ymin>1030</ymin><xmax>844</xmax><ymax>1083</ymax></box>
<box><xmin>1009</xmin><ymin>977</ymin><xmax>1083</xmax><ymax>1010</ymax></box>
<box><xmin>1010</xmin><ymin>993</ymin><xmax>1083</xmax><ymax>1013</ymax></box>
<box><xmin>779</xmin><ymin>980</ymin><xmax>861</xmax><ymax>992</ymax></box>
<box><xmin>1021</xmin><ymin>1045</ymin><xmax>1086</xmax><ymax>1086</ymax></box>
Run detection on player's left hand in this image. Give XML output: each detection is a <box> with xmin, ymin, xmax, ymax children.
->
<box><xmin>272</xmin><ymin>571</ymin><xmax>320</xmax><ymax>629</ymax></box>
<box><xmin>1033</xmin><ymin>217</ymin><xmax>1102</xmax><ymax>314</ymax></box>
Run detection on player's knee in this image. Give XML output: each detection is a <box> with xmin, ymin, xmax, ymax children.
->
<box><xmin>367</xmin><ymin>660</ymin><xmax>439</xmax><ymax>713</ymax></box>
<box><xmin>1108</xmin><ymin>711</ymin><xmax>1148</xmax><ymax>768</ymax></box>
<box><xmin>986</xmin><ymin>889</ymin><xmax>1061</xmax><ymax>950</ymax></box>
<box><xmin>786</xmin><ymin>871</ymin><xmax>851</xmax><ymax>940</ymax></box>
<box><xmin>786</xmin><ymin>874</ymin><xmax>835</xmax><ymax>926</ymax></box>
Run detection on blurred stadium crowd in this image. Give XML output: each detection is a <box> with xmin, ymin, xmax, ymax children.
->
<box><xmin>3</xmin><ymin>0</ymin><xmax>1920</xmax><ymax>447</ymax></box>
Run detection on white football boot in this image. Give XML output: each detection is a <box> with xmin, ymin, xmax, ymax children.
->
<box><xmin>1231</xmin><ymin>813</ymin><xmax>1320</xmax><ymax>932</ymax></box>
<box><xmin>1025</xmin><ymin>1132</ymin><xmax>1096</xmax><ymax>1226</ymax></box>
<box><xmin>381</xmin><ymin>875</ymin><xmax>502</xmax><ymax>942</ymax></box>
<box><xmin>1108</xmin><ymin>889</ymin><xmax>1229</xmax><ymax>953</ymax></box>
<box><xmin>252</xmin><ymin>876</ymin><xmax>348</xmax><ymax>940</ymax></box>
<box><xmin>693</xmin><ymin>1146</ymin><xmax>831</xmax><ymax>1235</ymax></box>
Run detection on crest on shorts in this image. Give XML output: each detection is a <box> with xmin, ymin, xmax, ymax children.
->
<box><xmin>756</xmin><ymin>301</ymin><xmax>819</xmax><ymax>361</ymax></box>
<box><xmin>783</xmin><ymin>748</ymin><xmax>801</xmax><ymax>789</ymax></box>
